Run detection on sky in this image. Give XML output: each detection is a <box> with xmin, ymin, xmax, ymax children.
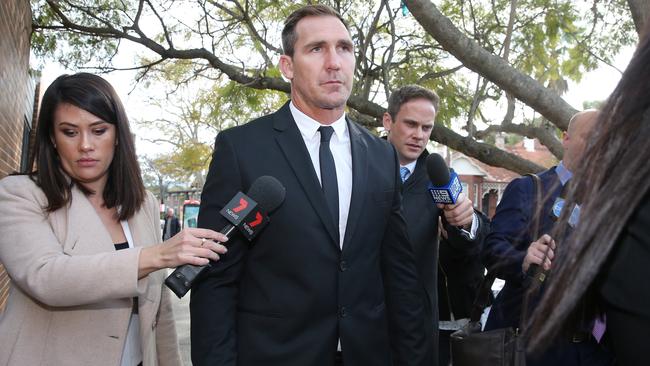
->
<box><xmin>36</xmin><ymin>42</ymin><xmax>635</xmax><ymax>159</ymax></box>
<box><xmin>564</xmin><ymin>47</ymin><xmax>634</xmax><ymax>109</ymax></box>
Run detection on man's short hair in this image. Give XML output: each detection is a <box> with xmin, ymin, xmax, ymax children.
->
<box><xmin>282</xmin><ymin>4</ymin><xmax>350</xmax><ymax>57</ymax></box>
<box><xmin>387</xmin><ymin>85</ymin><xmax>441</xmax><ymax>120</ymax></box>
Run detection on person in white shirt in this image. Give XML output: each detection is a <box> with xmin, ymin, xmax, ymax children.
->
<box><xmin>190</xmin><ymin>5</ymin><xmax>432</xmax><ymax>366</ymax></box>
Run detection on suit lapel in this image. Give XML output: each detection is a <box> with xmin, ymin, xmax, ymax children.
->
<box><xmin>273</xmin><ymin>103</ymin><xmax>340</xmax><ymax>246</ymax></box>
<box><xmin>404</xmin><ymin>151</ymin><xmax>428</xmax><ymax>189</ymax></box>
<box><xmin>127</xmin><ymin>210</ymin><xmax>149</xmax><ymax>249</ymax></box>
<box><xmin>66</xmin><ymin>186</ymin><xmax>116</xmax><ymax>254</ymax></box>
<box><xmin>342</xmin><ymin>120</ymin><xmax>368</xmax><ymax>251</ymax></box>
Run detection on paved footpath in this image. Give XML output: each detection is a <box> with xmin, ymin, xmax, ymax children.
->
<box><xmin>171</xmin><ymin>291</ymin><xmax>192</xmax><ymax>366</ymax></box>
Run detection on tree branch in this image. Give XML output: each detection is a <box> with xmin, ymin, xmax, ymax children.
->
<box><xmin>347</xmin><ymin>96</ymin><xmax>545</xmax><ymax>174</ymax></box>
<box><xmin>40</xmin><ymin>0</ymin><xmax>550</xmax><ymax>175</ymax></box>
<box><xmin>475</xmin><ymin>122</ymin><xmax>562</xmax><ymax>158</ymax></box>
<box><xmin>628</xmin><ymin>0</ymin><xmax>650</xmax><ymax>35</ymax></box>
<box><xmin>417</xmin><ymin>65</ymin><xmax>463</xmax><ymax>83</ymax></box>
<box><xmin>405</xmin><ymin>0</ymin><xmax>577</xmax><ymax>130</ymax></box>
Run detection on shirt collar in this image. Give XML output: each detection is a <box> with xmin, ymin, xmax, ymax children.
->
<box><xmin>290</xmin><ymin>101</ymin><xmax>348</xmax><ymax>142</ymax></box>
<box><xmin>400</xmin><ymin>160</ymin><xmax>417</xmax><ymax>176</ymax></box>
<box><xmin>556</xmin><ymin>160</ymin><xmax>572</xmax><ymax>186</ymax></box>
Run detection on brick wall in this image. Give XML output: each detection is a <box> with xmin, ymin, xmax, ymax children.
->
<box><xmin>0</xmin><ymin>0</ymin><xmax>34</xmax><ymax>313</ymax></box>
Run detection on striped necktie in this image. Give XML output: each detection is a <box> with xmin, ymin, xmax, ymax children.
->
<box><xmin>400</xmin><ymin>166</ymin><xmax>410</xmax><ymax>182</ymax></box>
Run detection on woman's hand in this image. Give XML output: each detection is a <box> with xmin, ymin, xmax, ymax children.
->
<box><xmin>139</xmin><ymin>228</ymin><xmax>228</xmax><ymax>278</ymax></box>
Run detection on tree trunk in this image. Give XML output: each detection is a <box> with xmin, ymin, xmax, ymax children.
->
<box><xmin>628</xmin><ymin>0</ymin><xmax>650</xmax><ymax>35</ymax></box>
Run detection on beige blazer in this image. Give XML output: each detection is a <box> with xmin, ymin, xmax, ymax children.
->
<box><xmin>0</xmin><ymin>175</ymin><xmax>182</xmax><ymax>366</ymax></box>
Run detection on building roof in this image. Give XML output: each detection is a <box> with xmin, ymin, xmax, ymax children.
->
<box><xmin>448</xmin><ymin>138</ymin><xmax>558</xmax><ymax>183</ymax></box>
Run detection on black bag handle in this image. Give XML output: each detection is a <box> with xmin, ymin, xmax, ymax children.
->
<box><xmin>520</xmin><ymin>173</ymin><xmax>545</xmax><ymax>328</ymax></box>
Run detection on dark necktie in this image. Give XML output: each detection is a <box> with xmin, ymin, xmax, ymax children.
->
<box><xmin>318</xmin><ymin>126</ymin><xmax>339</xmax><ymax>230</ymax></box>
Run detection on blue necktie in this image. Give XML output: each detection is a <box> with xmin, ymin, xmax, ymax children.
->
<box><xmin>400</xmin><ymin>166</ymin><xmax>410</xmax><ymax>182</ymax></box>
<box><xmin>319</xmin><ymin>126</ymin><xmax>339</xmax><ymax>229</ymax></box>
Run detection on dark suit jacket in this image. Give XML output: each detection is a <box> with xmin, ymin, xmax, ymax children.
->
<box><xmin>401</xmin><ymin>151</ymin><xmax>488</xmax><ymax>366</ymax></box>
<box><xmin>482</xmin><ymin>167</ymin><xmax>561</xmax><ymax>329</ymax></box>
<box><xmin>482</xmin><ymin>168</ymin><xmax>613</xmax><ymax>366</ymax></box>
<box><xmin>190</xmin><ymin>102</ymin><xmax>431</xmax><ymax>366</ymax></box>
<box><xmin>162</xmin><ymin>216</ymin><xmax>180</xmax><ymax>239</ymax></box>
<box><xmin>599</xmin><ymin>190</ymin><xmax>650</xmax><ymax>366</ymax></box>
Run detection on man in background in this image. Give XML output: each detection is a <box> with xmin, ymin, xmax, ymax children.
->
<box><xmin>482</xmin><ymin>110</ymin><xmax>612</xmax><ymax>365</ymax></box>
<box><xmin>383</xmin><ymin>85</ymin><xmax>488</xmax><ymax>366</ymax></box>
<box><xmin>162</xmin><ymin>207</ymin><xmax>180</xmax><ymax>240</ymax></box>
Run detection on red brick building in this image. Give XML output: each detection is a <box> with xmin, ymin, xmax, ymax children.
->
<box><xmin>449</xmin><ymin>138</ymin><xmax>558</xmax><ymax>218</ymax></box>
<box><xmin>0</xmin><ymin>0</ymin><xmax>37</xmax><ymax>312</ymax></box>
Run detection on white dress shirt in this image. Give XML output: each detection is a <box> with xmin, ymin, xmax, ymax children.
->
<box><xmin>290</xmin><ymin>102</ymin><xmax>352</xmax><ymax>248</ymax></box>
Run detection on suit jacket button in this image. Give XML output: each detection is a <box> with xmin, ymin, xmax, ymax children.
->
<box><xmin>339</xmin><ymin>306</ymin><xmax>347</xmax><ymax>318</ymax></box>
<box><xmin>339</xmin><ymin>260</ymin><xmax>347</xmax><ymax>272</ymax></box>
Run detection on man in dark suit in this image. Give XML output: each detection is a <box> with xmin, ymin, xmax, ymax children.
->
<box><xmin>482</xmin><ymin>110</ymin><xmax>612</xmax><ymax>365</ymax></box>
<box><xmin>162</xmin><ymin>207</ymin><xmax>180</xmax><ymax>240</ymax></box>
<box><xmin>383</xmin><ymin>85</ymin><xmax>488</xmax><ymax>366</ymax></box>
<box><xmin>190</xmin><ymin>5</ymin><xmax>430</xmax><ymax>366</ymax></box>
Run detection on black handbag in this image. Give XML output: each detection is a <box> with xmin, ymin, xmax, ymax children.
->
<box><xmin>449</xmin><ymin>272</ymin><xmax>526</xmax><ymax>366</ymax></box>
<box><xmin>450</xmin><ymin>174</ymin><xmax>545</xmax><ymax>366</ymax></box>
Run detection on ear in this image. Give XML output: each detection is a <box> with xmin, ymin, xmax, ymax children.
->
<box><xmin>561</xmin><ymin>131</ymin><xmax>569</xmax><ymax>147</ymax></box>
<box><xmin>382</xmin><ymin>112</ymin><xmax>393</xmax><ymax>132</ymax></box>
<box><xmin>279</xmin><ymin>55</ymin><xmax>294</xmax><ymax>80</ymax></box>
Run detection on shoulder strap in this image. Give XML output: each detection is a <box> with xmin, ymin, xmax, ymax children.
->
<box><xmin>521</xmin><ymin>173</ymin><xmax>546</xmax><ymax>329</ymax></box>
<box><xmin>524</xmin><ymin>173</ymin><xmax>543</xmax><ymax>240</ymax></box>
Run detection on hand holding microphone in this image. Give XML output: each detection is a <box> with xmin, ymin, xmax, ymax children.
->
<box><xmin>165</xmin><ymin>175</ymin><xmax>286</xmax><ymax>298</ymax></box>
<box><xmin>523</xmin><ymin>234</ymin><xmax>556</xmax><ymax>273</ymax></box>
<box><xmin>155</xmin><ymin>228</ymin><xmax>229</xmax><ymax>267</ymax></box>
<box><xmin>526</xmin><ymin>181</ymin><xmax>573</xmax><ymax>281</ymax></box>
<box><xmin>438</xmin><ymin>192</ymin><xmax>474</xmax><ymax>228</ymax></box>
<box><xmin>426</xmin><ymin>153</ymin><xmax>474</xmax><ymax>228</ymax></box>
<box><xmin>137</xmin><ymin>227</ymin><xmax>228</xmax><ymax>280</ymax></box>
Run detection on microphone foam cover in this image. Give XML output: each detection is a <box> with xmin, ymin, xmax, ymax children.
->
<box><xmin>426</xmin><ymin>153</ymin><xmax>451</xmax><ymax>187</ymax></box>
<box><xmin>247</xmin><ymin>176</ymin><xmax>286</xmax><ymax>213</ymax></box>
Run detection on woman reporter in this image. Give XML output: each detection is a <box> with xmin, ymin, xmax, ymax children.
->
<box><xmin>0</xmin><ymin>73</ymin><xmax>227</xmax><ymax>366</ymax></box>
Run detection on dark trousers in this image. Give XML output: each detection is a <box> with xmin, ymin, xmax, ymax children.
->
<box><xmin>438</xmin><ymin>329</ymin><xmax>453</xmax><ymax>366</ymax></box>
<box><xmin>527</xmin><ymin>336</ymin><xmax>614</xmax><ymax>366</ymax></box>
<box><xmin>334</xmin><ymin>351</ymin><xmax>343</xmax><ymax>366</ymax></box>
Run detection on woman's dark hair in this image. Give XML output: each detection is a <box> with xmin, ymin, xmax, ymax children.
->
<box><xmin>527</xmin><ymin>24</ymin><xmax>650</xmax><ymax>352</ymax></box>
<box><xmin>32</xmin><ymin>72</ymin><xmax>145</xmax><ymax>220</ymax></box>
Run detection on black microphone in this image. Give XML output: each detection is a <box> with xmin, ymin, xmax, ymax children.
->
<box><xmin>526</xmin><ymin>181</ymin><xmax>570</xmax><ymax>283</ymax></box>
<box><xmin>165</xmin><ymin>176</ymin><xmax>286</xmax><ymax>298</ymax></box>
<box><xmin>426</xmin><ymin>153</ymin><xmax>463</xmax><ymax>205</ymax></box>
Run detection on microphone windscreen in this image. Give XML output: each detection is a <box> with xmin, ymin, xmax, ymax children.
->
<box><xmin>247</xmin><ymin>176</ymin><xmax>286</xmax><ymax>213</ymax></box>
<box><xmin>426</xmin><ymin>153</ymin><xmax>451</xmax><ymax>187</ymax></box>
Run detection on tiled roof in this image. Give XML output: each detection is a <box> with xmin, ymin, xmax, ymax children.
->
<box><xmin>451</xmin><ymin>139</ymin><xmax>558</xmax><ymax>183</ymax></box>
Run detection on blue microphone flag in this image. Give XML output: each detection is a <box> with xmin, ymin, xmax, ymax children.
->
<box><xmin>427</xmin><ymin>169</ymin><xmax>462</xmax><ymax>204</ymax></box>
